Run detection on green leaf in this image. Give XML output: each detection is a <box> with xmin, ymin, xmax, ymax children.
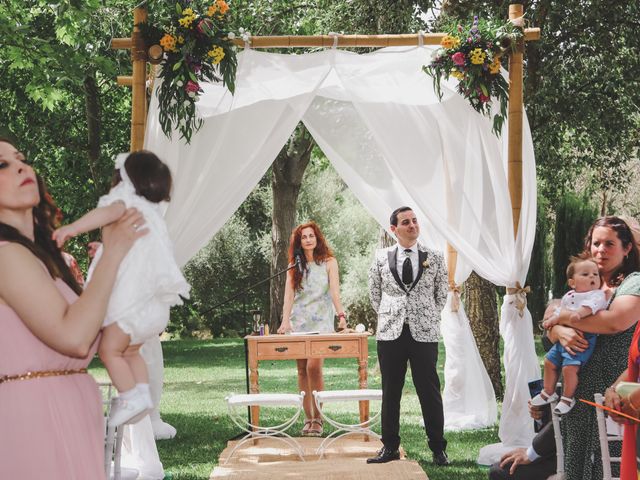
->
<box><xmin>480</xmin><ymin>83</ymin><xmax>489</xmax><ymax>97</ymax></box>
<box><xmin>172</xmin><ymin>59</ymin><xmax>183</xmax><ymax>71</ymax></box>
<box><xmin>176</xmin><ymin>3</ymin><xmax>182</xmax><ymax>15</ymax></box>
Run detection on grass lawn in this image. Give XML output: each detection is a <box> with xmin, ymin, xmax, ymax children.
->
<box><xmin>90</xmin><ymin>338</ymin><xmax>506</xmax><ymax>480</ymax></box>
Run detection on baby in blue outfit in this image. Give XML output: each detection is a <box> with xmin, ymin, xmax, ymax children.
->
<box><xmin>532</xmin><ymin>254</ymin><xmax>608</xmax><ymax>415</ymax></box>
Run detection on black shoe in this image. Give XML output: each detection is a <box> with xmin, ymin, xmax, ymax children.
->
<box><xmin>366</xmin><ymin>447</ymin><xmax>400</xmax><ymax>464</ymax></box>
<box><xmin>433</xmin><ymin>450</ymin><xmax>450</xmax><ymax>466</ymax></box>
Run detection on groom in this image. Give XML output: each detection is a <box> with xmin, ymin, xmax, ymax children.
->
<box><xmin>367</xmin><ymin>206</ymin><xmax>449</xmax><ymax>466</ymax></box>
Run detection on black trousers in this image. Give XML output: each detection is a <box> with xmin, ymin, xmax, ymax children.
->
<box><xmin>377</xmin><ymin>324</ymin><xmax>446</xmax><ymax>453</ymax></box>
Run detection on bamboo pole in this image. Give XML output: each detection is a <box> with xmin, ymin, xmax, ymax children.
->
<box><xmin>507</xmin><ymin>4</ymin><xmax>525</xmax><ymax>239</ymax></box>
<box><xmin>447</xmin><ymin>244</ymin><xmax>458</xmax><ymax>288</ymax></box>
<box><xmin>116</xmin><ymin>76</ymin><xmax>133</xmax><ymax>87</ymax></box>
<box><xmin>111</xmin><ymin>38</ymin><xmax>132</xmax><ymax>50</ymax></box>
<box><xmin>130</xmin><ymin>7</ymin><xmax>147</xmax><ymax>151</ymax></box>
<box><xmin>231</xmin><ymin>29</ymin><xmax>539</xmax><ymax>49</ymax></box>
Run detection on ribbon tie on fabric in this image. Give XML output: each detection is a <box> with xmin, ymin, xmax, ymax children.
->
<box><xmin>449</xmin><ymin>283</ymin><xmax>461</xmax><ymax>313</ymax></box>
<box><xmin>506</xmin><ymin>282</ymin><xmax>531</xmax><ymax>317</ymax></box>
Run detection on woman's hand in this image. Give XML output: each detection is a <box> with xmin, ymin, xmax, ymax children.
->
<box><xmin>277</xmin><ymin>319</ymin><xmax>293</xmax><ymax>334</ymax></box>
<box><xmin>100</xmin><ymin>208</ymin><xmax>147</xmax><ymax>263</ymax></box>
<box><xmin>550</xmin><ymin>325</ymin><xmax>588</xmax><ymax>356</ymax></box>
<box><xmin>604</xmin><ymin>387</ymin><xmax>628</xmax><ymax>423</ymax></box>
<box><xmin>337</xmin><ymin>313</ymin><xmax>348</xmax><ymax>331</ymax></box>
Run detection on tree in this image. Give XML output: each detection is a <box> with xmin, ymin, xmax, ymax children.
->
<box><xmin>0</xmin><ymin>1</ymin><xmax>133</xmax><ymax>266</ymax></box>
<box><xmin>462</xmin><ymin>272</ymin><xmax>503</xmax><ymax>398</ymax></box>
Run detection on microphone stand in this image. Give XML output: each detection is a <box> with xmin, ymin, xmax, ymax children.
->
<box><xmin>202</xmin><ymin>260</ymin><xmax>301</xmax><ymax>441</ymax></box>
<box><xmin>199</xmin><ymin>261</ymin><xmax>297</xmax><ymax>316</ymax></box>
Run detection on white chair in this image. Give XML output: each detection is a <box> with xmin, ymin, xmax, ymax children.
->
<box><xmin>549</xmin><ymin>399</ymin><xmax>566</xmax><ymax>480</ymax></box>
<box><xmin>98</xmin><ymin>382</ymin><xmax>139</xmax><ymax>480</ymax></box>
<box><xmin>225</xmin><ymin>392</ymin><xmax>305</xmax><ymax>464</ymax></box>
<box><xmin>312</xmin><ymin>389</ymin><xmax>382</xmax><ymax>459</ymax></box>
<box><xmin>594</xmin><ymin>392</ymin><xmax>623</xmax><ymax>480</ymax></box>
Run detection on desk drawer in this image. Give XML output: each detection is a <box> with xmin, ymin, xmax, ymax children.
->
<box><xmin>310</xmin><ymin>339</ymin><xmax>360</xmax><ymax>357</ymax></box>
<box><xmin>257</xmin><ymin>342</ymin><xmax>306</xmax><ymax>358</ymax></box>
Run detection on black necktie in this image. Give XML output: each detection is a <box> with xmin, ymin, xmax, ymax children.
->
<box><xmin>402</xmin><ymin>249</ymin><xmax>413</xmax><ymax>285</ymax></box>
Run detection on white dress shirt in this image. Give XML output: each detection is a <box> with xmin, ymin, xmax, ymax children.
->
<box><xmin>396</xmin><ymin>243</ymin><xmax>419</xmax><ymax>281</ymax></box>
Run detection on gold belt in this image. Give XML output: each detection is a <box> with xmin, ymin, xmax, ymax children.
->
<box><xmin>0</xmin><ymin>368</ymin><xmax>88</xmax><ymax>384</ymax></box>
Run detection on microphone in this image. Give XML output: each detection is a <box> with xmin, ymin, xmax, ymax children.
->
<box><xmin>294</xmin><ymin>248</ymin><xmax>304</xmax><ymax>274</ymax></box>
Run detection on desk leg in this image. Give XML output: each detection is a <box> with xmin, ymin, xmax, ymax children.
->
<box><xmin>358</xmin><ymin>345</ymin><xmax>370</xmax><ymax>441</ymax></box>
<box><xmin>248</xmin><ymin>348</ymin><xmax>259</xmax><ymax>444</ymax></box>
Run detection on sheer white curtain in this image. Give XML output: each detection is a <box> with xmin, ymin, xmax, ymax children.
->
<box><xmin>145</xmin><ymin>47</ymin><xmax>538</xmax><ymax>449</ymax></box>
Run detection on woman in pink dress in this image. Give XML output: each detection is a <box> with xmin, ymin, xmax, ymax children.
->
<box><xmin>0</xmin><ymin>137</ymin><xmax>146</xmax><ymax>479</ymax></box>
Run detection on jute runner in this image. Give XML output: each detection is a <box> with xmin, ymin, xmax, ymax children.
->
<box><xmin>211</xmin><ymin>437</ymin><xmax>428</xmax><ymax>479</ymax></box>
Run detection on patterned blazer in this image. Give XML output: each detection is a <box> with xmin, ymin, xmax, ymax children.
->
<box><xmin>368</xmin><ymin>242</ymin><xmax>448</xmax><ymax>342</ymax></box>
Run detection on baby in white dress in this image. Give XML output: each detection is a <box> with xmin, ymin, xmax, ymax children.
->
<box><xmin>53</xmin><ymin>151</ymin><xmax>190</xmax><ymax>426</ymax></box>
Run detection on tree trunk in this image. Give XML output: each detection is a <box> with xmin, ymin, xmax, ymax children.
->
<box><xmin>462</xmin><ymin>271</ymin><xmax>503</xmax><ymax>399</ymax></box>
<box><xmin>83</xmin><ymin>73</ymin><xmax>102</xmax><ymax>193</ymax></box>
<box><xmin>269</xmin><ymin>124</ymin><xmax>314</xmax><ymax>330</ymax></box>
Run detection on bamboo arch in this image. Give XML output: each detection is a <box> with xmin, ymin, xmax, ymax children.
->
<box><xmin>111</xmin><ymin>3</ymin><xmax>540</xmax><ymax>283</ymax></box>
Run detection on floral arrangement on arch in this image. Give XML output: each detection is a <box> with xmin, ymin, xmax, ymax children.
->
<box><xmin>423</xmin><ymin>16</ymin><xmax>523</xmax><ymax>136</ymax></box>
<box><xmin>139</xmin><ymin>1</ymin><xmax>238</xmax><ymax>143</ymax></box>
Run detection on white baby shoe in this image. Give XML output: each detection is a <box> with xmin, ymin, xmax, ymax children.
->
<box><xmin>531</xmin><ymin>390</ymin><xmax>559</xmax><ymax>406</ymax></box>
<box><xmin>553</xmin><ymin>396</ymin><xmax>576</xmax><ymax>415</ymax></box>
<box><xmin>108</xmin><ymin>392</ymin><xmax>150</xmax><ymax>427</ymax></box>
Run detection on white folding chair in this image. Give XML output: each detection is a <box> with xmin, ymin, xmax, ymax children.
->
<box><xmin>225</xmin><ymin>392</ymin><xmax>306</xmax><ymax>463</ymax></box>
<box><xmin>312</xmin><ymin>389</ymin><xmax>382</xmax><ymax>459</ymax></box>
<box><xmin>548</xmin><ymin>399</ymin><xmax>566</xmax><ymax>480</ymax></box>
<box><xmin>98</xmin><ymin>382</ymin><xmax>138</xmax><ymax>480</ymax></box>
<box><xmin>594</xmin><ymin>392</ymin><xmax>623</xmax><ymax>480</ymax></box>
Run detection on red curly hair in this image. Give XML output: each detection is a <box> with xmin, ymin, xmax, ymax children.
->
<box><xmin>288</xmin><ymin>221</ymin><xmax>334</xmax><ymax>291</ymax></box>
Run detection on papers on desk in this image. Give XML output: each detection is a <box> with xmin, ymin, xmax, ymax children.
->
<box><xmin>290</xmin><ymin>331</ymin><xmax>320</xmax><ymax>335</ymax></box>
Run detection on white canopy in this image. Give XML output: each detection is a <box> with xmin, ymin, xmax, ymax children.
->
<box><xmin>145</xmin><ymin>46</ymin><xmax>539</xmax><ymax>452</ymax></box>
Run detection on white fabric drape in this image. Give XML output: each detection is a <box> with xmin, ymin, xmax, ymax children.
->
<box><xmin>145</xmin><ymin>46</ymin><xmax>537</xmax><ymax>444</ymax></box>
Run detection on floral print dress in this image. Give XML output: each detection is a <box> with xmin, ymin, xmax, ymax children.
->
<box><xmin>290</xmin><ymin>261</ymin><xmax>335</xmax><ymax>333</ymax></box>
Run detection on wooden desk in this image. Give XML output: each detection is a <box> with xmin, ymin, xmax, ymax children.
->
<box><xmin>245</xmin><ymin>332</ymin><xmax>370</xmax><ymax>428</ymax></box>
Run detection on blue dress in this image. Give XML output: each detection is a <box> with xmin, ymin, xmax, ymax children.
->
<box><xmin>290</xmin><ymin>261</ymin><xmax>335</xmax><ymax>333</ymax></box>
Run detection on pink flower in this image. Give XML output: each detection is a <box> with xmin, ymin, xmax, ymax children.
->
<box><xmin>479</xmin><ymin>93</ymin><xmax>491</xmax><ymax>103</ymax></box>
<box><xmin>452</xmin><ymin>52</ymin><xmax>466</xmax><ymax>66</ymax></box>
<box><xmin>185</xmin><ymin>80</ymin><xmax>200</xmax><ymax>93</ymax></box>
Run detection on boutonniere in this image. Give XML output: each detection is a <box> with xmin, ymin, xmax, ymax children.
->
<box><xmin>422</xmin><ymin>259</ymin><xmax>429</xmax><ymax>269</ymax></box>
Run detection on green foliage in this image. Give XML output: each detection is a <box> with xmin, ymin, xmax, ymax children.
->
<box><xmin>552</xmin><ymin>192</ymin><xmax>598</xmax><ymax>297</ymax></box>
<box><xmin>526</xmin><ymin>194</ymin><xmax>550</xmax><ymax>328</ymax></box>
<box><xmin>174</xmin><ymin>181</ymin><xmax>271</xmax><ymax>337</ymax></box>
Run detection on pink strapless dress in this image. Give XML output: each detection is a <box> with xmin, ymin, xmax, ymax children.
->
<box><xmin>0</xmin><ymin>273</ymin><xmax>105</xmax><ymax>479</ymax></box>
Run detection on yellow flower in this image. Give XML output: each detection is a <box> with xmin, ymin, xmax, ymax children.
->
<box><xmin>177</xmin><ymin>35</ymin><xmax>185</xmax><ymax>45</ymax></box>
<box><xmin>159</xmin><ymin>33</ymin><xmax>177</xmax><ymax>52</ymax></box>
<box><xmin>450</xmin><ymin>69</ymin><xmax>464</xmax><ymax>80</ymax></box>
<box><xmin>489</xmin><ymin>57</ymin><xmax>501</xmax><ymax>74</ymax></box>
<box><xmin>440</xmin><ymin>34</ymin><xmax>460</xmax><ymax>50</ymax></box>
<box><xmin>179</xmin><ymin>8</ymin><xmax>197</xmax><ymax>27</ymax></box>
<box><xmin>208</xmin><ymin>46</ymin><xmax>225</xmax><ymax>64</ymax></box>
<box><xmin>469</xmin><ymin>48</ymin><xmax>486</xmax><ymax>65</ymax></box>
